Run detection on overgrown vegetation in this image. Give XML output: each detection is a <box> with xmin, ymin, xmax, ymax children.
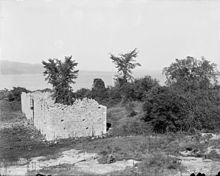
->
<box><xmin>160</xmin><ymin>56</ymin><xmax>220</xmax><ymax>133</ymax></box>
<box><xmin>142</xmin><ymin>86</ymin><xmax>191</xmax><ymax>133</ymax></box>
<box><xmin>0</xmin><ymin>87</ymin><xmax>30</xmax><ymax>102</ymax></box>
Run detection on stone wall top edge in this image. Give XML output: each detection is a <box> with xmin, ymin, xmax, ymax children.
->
<box><xmin>22</xmin><ymin>91</ymin><xmax>106</xmax><ymax>108</ymax></box>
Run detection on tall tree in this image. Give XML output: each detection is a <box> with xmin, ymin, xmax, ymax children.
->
<box><xmin>163</xmin><ymin>56</ymin><xmax>220</xmax><ymax>92</ymax></box>
<box><xmin>92</xmin><ymin>78</ymin><xmax>106</xmax><ymax>91</ymax></box>
<box><xmin>110</xmin><ymin>48</ymin><xmax>141</xmax><ymax>86</ymax></box>
<box><xmin>162</xmin><ymin>57</ymin><xmax>220</xmax><ymax>131</ymax></box>
<box><xmin>42</xmin><ymin>56</ymin><xmax>79</xmax><ymax>105</ymax></box>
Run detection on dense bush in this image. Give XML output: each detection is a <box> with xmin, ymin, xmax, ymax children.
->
<box><xmin>116</xmin><ymin>76</ymin><xmax>159</xmax><ymax>103</ymax></box>
<box><xmin>106</xmin><ymin>86</ymin><xmax>122</xmax><ymax>106</ymax></box>
<box><xmin>7</xmin><ymin>87</ymin><xmax>30</xmax><ymax>101</ymax></box>
<box><xmin>184</xmin><ymin>88</ymin><xmax>220</xmax><ymax>131</ymax></box>
<box><xmin>74</xmin><ymin>79</ymin><xmax>115</xmax><ymax>107</ymax></box>
<box><xmin>0</xmin><ymin>89</ymin><xmax>10</xmax><ymax>100</ymax></box>
<box><xmin>161</xmin><ymin>57</ymin><xmax>220</xmax><ymax>133</ymax></box>
<box><xmin>131</xmin><ymin>76</ymin><xmax>159</xmax><ymax>101</ymax></box>
<box><xmin>73</xmin><ymin>76</ymin><xmax>158</xmax><ymax>107</ymax></box>
<box><xmin>74</xmin><ymin>88</ymin><xmax>91</xmax><ymax>99</ymax></box>
<box><xmin>142</xmin><ymin>86</ymin><xmax>191</xmax><ymax>133</ymax></box>
<box><xmin>142</xmin><ymin>85</ymin><xmax>220</xmax><ymax>133</ymax></box>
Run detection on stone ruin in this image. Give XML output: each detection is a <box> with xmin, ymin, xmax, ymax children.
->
<box><xmin>21</xmin><ymin>91</ymin><xmax>107</xmax><ymax>141</ymax></box>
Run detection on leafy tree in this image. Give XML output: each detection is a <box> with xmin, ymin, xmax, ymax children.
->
<box><xmin>111</xmin><ymin>76</ymin><xmax>159</xmax><ymax>103</ymax></box>
<box><xmin>110</xmin><ymin>48</ymin><xmax>141</xmax><ymax>86</ymax></box>
<box><xmin>90</xmin><ymin>78</ymin><xmax>108</xmax><ymax>104</ymax></box>
<box><xmin>142</xmin><ymin>86</ymin><xmax>191</xmax><ymax>133</ymax></box>
<box><xmin>42</xmin><ymin>56</ymin><xmax>79</xmax><ymax>105</ymax></box>
<box><xmin>92</xmin><ymin>78</ymin><xmax>106</xmax><ymax>91</ymax></box>
<box><xmin>163</xmin><ymin>56</ymin><xmax>220</xmax><ymax>92</ymax></box>
<box><xmin>162</xmin><ymin>57</ymin><xmax>220</xmax><ymax>132</ymax></box>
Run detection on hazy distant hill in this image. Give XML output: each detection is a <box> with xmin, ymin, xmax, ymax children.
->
<box><xmin>0</xmin><ymin>60</ymin><xmax>44</xmax><ymax>75</ymax></box>
<box><xmin>0</xmin><ymin>60</ymin><xmax>166</xmax><ymax>84</ymax></box>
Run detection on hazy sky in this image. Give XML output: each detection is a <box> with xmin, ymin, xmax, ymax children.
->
<box><xmin>1</xmin><ymin>0</ymin><xmax>220</xmax><ymax>71</ymax></box>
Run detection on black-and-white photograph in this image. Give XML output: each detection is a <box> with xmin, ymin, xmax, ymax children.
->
<box><xmin>0</xmin><ymin>0</ymin><xmax>220</xmax><ymax>175</ymax></box>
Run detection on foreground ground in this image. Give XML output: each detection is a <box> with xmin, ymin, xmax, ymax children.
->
<box><xmin>1</xmin><ymin>99</ymin><xmax>220</xmax><ymax>175</ymax></box>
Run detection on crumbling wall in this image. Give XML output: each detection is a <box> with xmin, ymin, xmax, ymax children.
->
<box><xmin>21</xmin><ymin>92</ymin><xmax>107</xmax><ymax>140</ymax></box>
<box><xmin>21</xmin><ymin>92</ymin><xmax>33</xmax><ymax>120</ymax></box>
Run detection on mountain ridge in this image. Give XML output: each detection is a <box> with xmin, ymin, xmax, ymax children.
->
<box><xmin>0</xmin><ymin>60</ymin><xmax>166</xmax><ymax>84</ymax></box>
<box><xmin>0</xmin><ymin>60</ymin><xmax>114</xmax><ymax>75</ymax></box>
<box><xmin>0</xmin><ymin>60</ymin><xmax>44</xmax><ymax>75</ymax></box>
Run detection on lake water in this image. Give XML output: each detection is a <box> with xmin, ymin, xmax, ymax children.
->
<box><xmin>0</xmin><ymin>71</ymin><xmax>166</xmax><ymax>91</ymax></box>
<box><xmin>0</xmin><ymin>72</ymin><xmax>115</xmax><ymax>91</ymax></box>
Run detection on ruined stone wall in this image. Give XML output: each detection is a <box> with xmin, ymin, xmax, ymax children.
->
<box><xmin>21</xmin><ymin>92</ymin><xmax>107</xmax><ymax>140</ymax></box>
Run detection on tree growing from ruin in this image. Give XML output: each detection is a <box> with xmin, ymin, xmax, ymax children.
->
<box><xmin>110</xmin><ymin>48</ymin><xmax>141</xmax><ymax>87</ymax></box>
<box><xmin>42</xmin><ymin>56</ymin><xmax>79</xmax><ymax>105</ymax></box>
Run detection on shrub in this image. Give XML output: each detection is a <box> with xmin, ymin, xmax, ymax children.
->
<box><xmin>115</xmin><ymin>76</ymin><xmax>159</xmax><ymax>103</ymax></box>
<box><xmin>0</xmin><ymin>89</ymin><xmax>10</xmax><ymax>100</ymax></box>
<box><xmin>132</xmin><ymin>76</ymin><xmax>159</xmax><ymax>101</ymax></box>
<box><xmin>74</xmin><ymin>88</ymin><xmax>91</xmax><ymax>99</ymax></box>
<box><xmin>106</xmin><ymin>86</ymin><xmax>122</xmax><ymax>106</ymax></box>
<box><xmin>7</xmin><ymin>87</ymin><xmax>30</xmax><ymax>102</ymax></box>
<box><xmin>142</xmin><ymin>86</ymin><xmax>191</xmax><ymax>133</ymax></box>
<box><xmin>185</xmin><ymin>89</ymin><xmax>220</xmax><ymax>131</ymax></box>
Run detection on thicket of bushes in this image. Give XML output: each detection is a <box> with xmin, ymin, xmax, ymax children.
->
<box><xmin>74</xmin><ymin>76</ymin><xmax>159</xmax><ymax>107</ymax></box>
<box><xmin>142</xmin><ymin>86</ymin><xmax>191</xmax><ymax>133</ymax></box>
<box><xmin>75</xmin><ymin>76</ymin><xmax>220</xmax><ymax>135</ymax></box>
<box><xmin>6</xmin><ymin>87</ymin><xmax>30</xmax><ymax>102</ymax></box>
<box><xmin>140</xmin><ymin>57</ymin><xmax>220</xmax><ymax>134</ymax></box>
